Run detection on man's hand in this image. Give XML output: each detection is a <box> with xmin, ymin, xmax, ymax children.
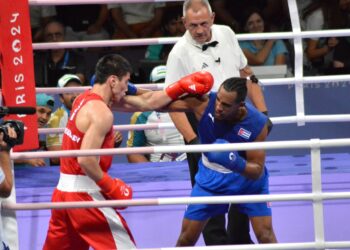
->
<box><xmin>28</xmin><ymin>158</ymin><xmax>47</xmax><ymax>167</ymax></box>
<box><xmin>205</xmin><ymin>139</ymin><xmax>246</xmax><ymax>173</ymax></box>
<box><xmin>165</xmin><ymin>71</ymin><xmax>214</xmax><ymax>100</ymax></box>
<box><xmin>96</xmin><ymin>172</ymin><xmax>133</xmax><ymax>209</ymax></box>
<box><xmin>114</xmin><ymin>131</ymin><xmax>123</xmax><ymax>148</ymax></box>
<box><xmin>0</xmin><ymin>127</ymin><xmax>17</xmax><ymax>151</ymax></box>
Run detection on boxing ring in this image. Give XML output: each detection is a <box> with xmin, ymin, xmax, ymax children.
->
<box><xmin>1</xmin><ymin>0</ymin><xmax>350</xmax><ymax>249</ymax></box>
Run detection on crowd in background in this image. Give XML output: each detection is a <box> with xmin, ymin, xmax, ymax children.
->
<box><xmin>26</xmin><ymin>0</ymin><xmax>350</xmax><ymax>88</ymax></box>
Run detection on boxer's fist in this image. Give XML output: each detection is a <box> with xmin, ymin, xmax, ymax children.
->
<box><xmin>96</xmin><ymin>173</ymin><xmax>133</xmax><ymax>208</ymax></box>
<box><xmin>205</xmin><ymin>139</ymin><xmax>246</xmax><ymax>173</ymax></box>
<box><xmin>165</xmin><ymin>71</ymin><xmax>214</xmax><ymax>100</ymax></box>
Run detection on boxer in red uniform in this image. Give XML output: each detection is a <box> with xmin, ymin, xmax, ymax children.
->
<box><xmin>43</xmin><ymin>54</ymin><xmax>213</xmax><ymax>250</ymax></box>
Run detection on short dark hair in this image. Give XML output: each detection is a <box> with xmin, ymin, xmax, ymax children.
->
<box><xmin>221</xmin><ymin>77</ymin><xmax>247</xmax><ymax>104</ymax></box>
<box><xmin>94</xmin><ymin>54</ymin><xmax>132</xmax><ymax>84</ymax></box>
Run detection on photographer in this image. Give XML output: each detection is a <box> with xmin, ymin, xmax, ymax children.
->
<box><xmin>0</xmin><ymin>126</ymin><xmax>16</xmax><ymax>197</ymax></box>
<box><xmin>0</xmin><ymin>120</ymin><xmax>23</xmax><ymax>250</ymax></box>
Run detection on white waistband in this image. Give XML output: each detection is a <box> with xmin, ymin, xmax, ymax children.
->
<box><xmin>201</xmin><ymin>154</ymin><xmax>233</xmax><ymax>174</ymax></box>
<box><xmin>57</xmin><ymin>173</ymin><xmax>100</xmax><ymax>192</ymax></box>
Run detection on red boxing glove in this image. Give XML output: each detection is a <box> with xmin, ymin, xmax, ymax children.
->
<box><xmin>96</xmin><ymin>172</ymin><xmax>133</xmax><ymax>203</ymax></box>
<box><xmin>165</xmin><ymin>71</ymin><xmax>214</xmax><ymax>100</ymax></box>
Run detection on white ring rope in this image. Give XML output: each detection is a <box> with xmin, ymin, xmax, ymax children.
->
<box><xmin>32</xmin><ymin>30</ymin><xmax>350</xmax><ymax>50</ymax></box>
<box><xmin>2</xmin><ymin>192</ymin><xmax>350</xmax><ymax>211</ymax></box>
<box><xmin>36</xmin><ymin>74</ymin><xmax>350</xmax><ymax>95</ymax></box>
<box><xmin>37</xmin><ymin>113</ymin><xmax>350</xmax><ymax>136</ymax></box>
<box><xmin>10</xmin><ymin>138</ymin><xmax>350</xmax><ymax>160</ymax></box>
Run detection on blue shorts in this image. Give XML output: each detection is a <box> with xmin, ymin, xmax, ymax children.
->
<box><xmin>184</xmin><ymin>181</ymin><xmax>272</xmax><ymax>221</ymax></box>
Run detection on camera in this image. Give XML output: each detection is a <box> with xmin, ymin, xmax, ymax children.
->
<box><xmin>0</xmin><ymin>120</ymin><xmax>25</xmax><ymax>148</ymax></box>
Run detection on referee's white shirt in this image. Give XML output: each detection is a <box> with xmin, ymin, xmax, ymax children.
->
<box><xmin>165</xmin><ymin>24</ymin><xmax>247</xmax><ymax>91</ymax></box>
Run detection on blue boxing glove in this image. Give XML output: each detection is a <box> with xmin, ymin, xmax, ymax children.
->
<box><xmin>206</xmin><ymin>139</ymin><xmax>246</xmax><ymax>173</ymax></box>
<box><xmin>126</xmin><ymin>82</ymin><xmax>137</xmax><ymax>95</ymax></box>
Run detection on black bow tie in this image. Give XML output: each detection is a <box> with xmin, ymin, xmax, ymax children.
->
<box><xmin>202</xmin><ymin>41</ymin><xmax>218</xmax><ymax>51</ymax></box>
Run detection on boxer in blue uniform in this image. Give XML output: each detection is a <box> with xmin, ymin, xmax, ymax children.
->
<box><xmin>168</xmin><ymin>77</ymin><xmax>277</xmax><ymax>246</ymax></box>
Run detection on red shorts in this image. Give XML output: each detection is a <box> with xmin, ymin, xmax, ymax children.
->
<box><xmin>43</xmin><ymin>174</ymin><xmax>136</xmax><ymax>250</ymax></box>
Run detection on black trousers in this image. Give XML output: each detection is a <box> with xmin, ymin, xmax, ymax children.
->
<box><xmin>185</xmin><ymin>112</ymin><xmax>253</xmax><ymax>245</ymax></box>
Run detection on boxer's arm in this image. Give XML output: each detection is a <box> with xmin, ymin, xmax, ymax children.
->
<box><xmin>240</xmin><ymin>66</ymin><xmax>268</xmax><ymax>113</ymax></box>
<box><xmin>243</xmin><ymin>125</ymin><xmax>268</xmax><ymax>179</ymax></box>
<box><xmin>77</xmin><ymin>101</ymin><xmax>112</xmax><ymax>181</ymax></box>
<box><xmin>114</xmin><ymin>71</ymin><xmax>213</xmax><ymax>112</ymax></box>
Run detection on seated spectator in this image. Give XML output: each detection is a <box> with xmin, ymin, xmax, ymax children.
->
<box><xmin>34</xmin><ymin>20</ymin><xmax>87</xmax><ymax>87</ymax></box>
<box><xmin>108</xmin><ymin>3</ymin><xmax>165</xmax><ymax>39</ymax></box>
<box><xmin>239</xmin><ymin>8</ymin><xmax>288</xmax><ymax>66</ymax></box>
<box><xmin>145</xmin><ymin>6</ymin><xmax>185</xmax><ymax>61</ymax></box>
<box><xmin>329</xmin><ymin>1</ymin><xmax>350</xmax><ymax>74</ymax></box>
<box><xmin>302</xmin><ymin>0</ymin><xmax>349</xmax><ymax>75</ymax></box>
<box><xmin>327</xmin><ymin>37</ymin><xmax>350</xmax><ymax>74</ymax></box>
<box><xmin>46</xmin><ymin>74</ymin><xmax>82</xmax><ymax>165</ymax></box>
<box><xmin>55</xmin><ymin>4</ymin><xmax>109</xmax><ymax>42</ymax></box>
<box><xmin>30</xmin><ymin>6</ymin><xmax>56</xmax><ymax>42</ymax></box>
<box><xmin>14</xmin><ymin>94</ymin><xmax>54</xmax><ymax>167</ymax></box>
<box><xmin>127</xmin><ymin>65</ymin><xmax>185</xmax><ymax>163</ymax></box>
<box><xmin>211</xmin><ymin>0</ymin><xmax>290</xmax><ymax>33</ymax></box>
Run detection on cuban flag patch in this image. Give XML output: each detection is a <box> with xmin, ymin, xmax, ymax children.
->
<box><xmin>238</xmin><ymin>127</ymin><xmax>252</xmax><ymax>140</ymax></box>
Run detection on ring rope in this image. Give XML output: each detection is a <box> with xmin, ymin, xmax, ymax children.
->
<box><xmin>2</xmin><ymin>192</ymin><xmax>350</xmax><ymax>211</ymax></box>
<box><xmin>32</xmin><ymin>30</ymin><xmax>350</xmax><ymax>51</ymax></box>
<box><xmin>37</xmin><ymin>113</ymin><xmax>350</xmax><ymax>135</ymax></box>
<box><xmin>36</xmin><ymin>74</ymin><xmax>350</xmax><ymax>95</ymax></box>
<box><xmin>10</xmin><ymin>138</ymin><xmax>350</xmax><ymax>160</ymax></box>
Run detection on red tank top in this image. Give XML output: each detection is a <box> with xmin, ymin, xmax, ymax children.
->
<box><xmin>60</xmin><ymin>90</ymin><xmax>114</xmax><ymax>175</ymax></box>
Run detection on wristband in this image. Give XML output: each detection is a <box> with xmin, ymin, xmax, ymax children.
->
<box><xmin>234</xmin><ymin>154</ymin><xmax>246</xmax><ymax>173</ymax></box>
<box><xmin>227</xmin><ymin>152</ymin><xmax>246</xmax><ymax>173</ymax></box>
<box><xmin>96</xmin><ymin>172</ymin><xmax>113</xmax><ymax>193</ymax></box>
<box><xmin>247</xmin><ymin>74</ymin><xmax>259</xmax><ymax>84</ymax></box>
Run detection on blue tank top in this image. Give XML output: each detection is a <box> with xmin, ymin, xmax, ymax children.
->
<box><xmin>196</xmin><ymin>92</ymin><xmax>269</xmax><ymax>194</ymax></box>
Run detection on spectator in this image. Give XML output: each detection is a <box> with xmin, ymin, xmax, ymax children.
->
<box><xmin>164</xmin><ymin>0</ymin><xmax>269</xmax><ymax>246</ymax></box>
<box><xmin>239</xmin><ymin>8</ymin><xmax>288</xmax><ymax>66</ymax></box>
<box><xmin>30</xmin><ymin>6</ymin><xmax>57</xmax><ymax>42</ymax></box>
<box><xmin>0</xmin><ymin>124</ymin><xmax>18</xmax><ymax>249</ymax></box>
<box><xmin>14</xmin><ymin>93</ymin><xmax>54</xmax><ymax>167</ymax></box>
<box><xmin>211</xmin><ymin>0</ymin><xmax>290</xmax><ymax>33</ymax></box>
<box><xmin>302</xmin><ymin>0</ymin><xmax>349</xmax><ymax>75</ymax></box>
<box><xmin>0</xmin><ymin>126</ymin><xmax>17</xmax><ymax>197</ymax></box>
<box><xmin>332</xmin><ymin>37</ymin><xmax>350</xmax><ymax>74</ymax></box>
<box><xmin>55</xmin><ymin>5</ymin><xmax>109</xmax><ymax>42</ymax></box>
<box><xmin>108</xmin><ymin>3</ymin><xmax>165</xmax><ymax>39</ymax></box>
<box><xmin>145</xmin><ymin>6</ymin><xmax>186</xmax><ymax>61</ymax></box>
<box><xmin>330</xmin><ymin>1</ymin><xmax>350</xmax><ymax>74</ymax></box>
<box><xmin>127</xmin><ymin>65</ymin><xmax>185</xmax><ymax>163</ymax></box>
<box><xmin>34</xmin><ymin>20</ymin><xmax>87</xmax><ymax>87</ymax></box>
<box><xmin>46</xmin><ymin>74</ymin><xmax>82</xmax><ymax>165</ymax></box>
